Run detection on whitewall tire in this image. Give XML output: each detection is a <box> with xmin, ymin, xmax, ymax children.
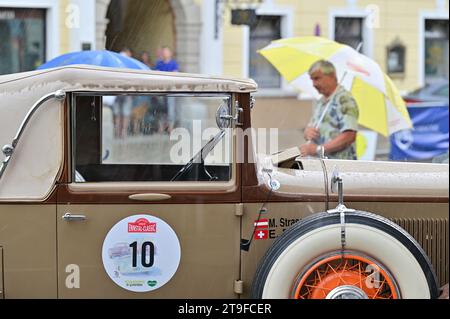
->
<box><xmin>251</xmin><ymin>211</ymin><xmax>439</xmax><ymax>299</ymax></box>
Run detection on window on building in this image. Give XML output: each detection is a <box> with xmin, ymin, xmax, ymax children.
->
<box><xmin>425</xmin><ymin>19</ymin><xmax>449</xmax><ymax>82</ymax></box>
<box><xmin>0</xmin><ymin>8</ymin><xmax>46</xmax><ymax>75</ymax></box>
<box><xmin>387</xmin><ymin>40</ymin><xmax>406</xmax><ymax>74</ymax></box>
<box><xmin>249</xmin><ymin>15</ymin><xmax>281</xmax><ymax>89</ymax></box>
<box><xmin>334</xmin><ymin>17</ymin><xmax>364</xmax><ymax>52</ymax></box>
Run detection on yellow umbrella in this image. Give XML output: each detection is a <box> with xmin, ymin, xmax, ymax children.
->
<box><xmin>259</xmin><ymin>36</ymin><xmax>412</xmax><ymax>136</ymax></box>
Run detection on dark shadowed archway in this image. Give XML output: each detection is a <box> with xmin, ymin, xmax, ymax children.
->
<box><xmin>96</xmin><ymin>0</ymin><xmax>200</xmax><ymax>73</ymax></box>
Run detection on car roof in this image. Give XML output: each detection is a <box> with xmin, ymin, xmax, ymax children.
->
<box><xmin>0</xmin><ymin>65</ymin><xmax>249</xmax><ymax>201</ymax></box>
<box><xmin>0</xmin><ymin>65</ymin><xmax>258</xmax><ymax>94</ymax></box>
<box><xmin>409</xmin><ymin>80</ymin><xmax>448</xmax><ymax>94</ymax></box>
<box><xmin>0</xmin><ymin>65</ymin><xmax>257</xmax><ymax>202</ymax></box>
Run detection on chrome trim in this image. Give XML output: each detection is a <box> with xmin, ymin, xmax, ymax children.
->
<box><xmin>62</xmin><ymin>213</ymin><xmax>87</xmax><ymax>221</ymax></box>
<box><xmin>0</xmin><ymin>90</ymin><xmax>66</xmax><ymax>181</ymax></box>
<box><xmin>326</xmin><ymin>285</ymin><xmax>368</xmax><ymax>299</ymax></box>
<box><xmin>128</xmin><ymin>193</ymin><xmax>172</xmax><ymax>201</ymax></box>
<box><xmin>218</xmin><ymin>100</ymin><xmax>243</xmax><ymax>126</ymax></box>
<box><xmin>250</xmin><ymin>95</ymin><xmax>255</xmax><ymax>109</ymax></box>
<box><xmin>327</xmin><ymin>171</ymin><xmax>355</xmax><ymax>252</ymax></box>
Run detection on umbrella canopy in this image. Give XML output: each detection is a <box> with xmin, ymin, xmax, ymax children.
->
<box><xmin>259</xmin><ymin>36</ymin><xmax>412</xmax><ymax>136</ymax></box>
<box><xmin>38</xmin><ymin>50</ymin><xmax>150</xmax><ymax>70</ymax></box>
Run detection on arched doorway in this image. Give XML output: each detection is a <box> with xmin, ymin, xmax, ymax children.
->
<box><xmin>95</xmin><ymin>0</ymin><xmax>201</xmax><ymax>73</ymax></box>
<box><xmin>105</xmin><ymin>0</ymin><xmax>175</xmax><ymax>65</ymax></box>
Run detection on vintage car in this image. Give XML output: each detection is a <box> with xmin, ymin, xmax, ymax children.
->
<box><xmin>0</xmin><ymin>65</ymin><xmax>448</xmax><ymax>299</ymax></box>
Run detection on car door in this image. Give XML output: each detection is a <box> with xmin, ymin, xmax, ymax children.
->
<box><xmin>56</xmin><ymin>92</ymin><xmax>241</xmax><ymax>298</ymax></box>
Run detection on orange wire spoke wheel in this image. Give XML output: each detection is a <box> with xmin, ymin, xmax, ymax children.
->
<box><xmin>293</xmin><ymin>252</ymin><xmax>400</xmax><ymax>299</ymax></box>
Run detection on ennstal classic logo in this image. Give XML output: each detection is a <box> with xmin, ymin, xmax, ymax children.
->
<box><xmin>128</xmin><ymin>218</ymin><xmax>157</xmax><ymax>233</ymax></box>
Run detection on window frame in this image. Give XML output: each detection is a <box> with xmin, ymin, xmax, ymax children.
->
<box><xmin>0</xmin><ymin>7</ymin><xmax>46</xmax><ymax>74</ymax></box>
<box><xmin>418</xmin><ymin>11</ymin><xmax>449</xmax><ymax>87</ymax></box>
<box><xmin>248</xmin><ymin>14</ymin><xmax>282</xmax><ymax>90</ymax></box>
<box><xmin>0</xmin><ymin>1</ymin><xmax>61</xmax><ymax>68</ymax></box>
<box><xmin>241</xmin><ymin>3</ymin><xmax>296</xmax><ymax>97</ymax></box>
<box><xmin>69</xmin><ymin>91</ymin><xmax>237</xmax><ymax>188</ymax></box>
<box><xmin>328</xmin><ymin>9</ymin><xmax>374</xmax><ymax>58</ymax></box>
<box><xmin>334</xmin><ymin>17</ymin><xmax>364</xmax><ymax>51</ymax></box>
<box><xmin>423</xmin><ymin>19</ymin><xmax>449</xmax><ymax>82</ymax></box>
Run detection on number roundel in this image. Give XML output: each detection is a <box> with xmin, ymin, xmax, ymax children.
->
<box><xmin>102</xmin><ymin>214</ymin><xmax>181</xmax><ymax>292</ymax></box>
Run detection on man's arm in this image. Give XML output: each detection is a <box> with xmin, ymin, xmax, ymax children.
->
<box><xmin>299</xmin><ymin>130</ymin><xmax>356</xmax><ymax>156</ymax></box>
<box><xmin>300</xmin><ymin>89</ymin><xmax>359</xmax><ymax>157</ymax></box>
<box><xmin>322</xmin><ymin>130</ymin><xmax>356</xmax><ymax>154</ymax></box>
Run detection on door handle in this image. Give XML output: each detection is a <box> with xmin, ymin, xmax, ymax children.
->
<box><xmin>128</xmin><ymin>193</ymin><xmax>172</xmax><ymax>201</ymax></box>
<box><xmin>62</xmin><ymin>213</ymin><xmax>87</xmax><ymax>221</ymax></box>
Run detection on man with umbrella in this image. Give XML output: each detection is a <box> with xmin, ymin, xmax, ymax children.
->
<box><xmin>300</xmin><ymin>60</ymin><xmax>359</xmax><ymax>160</ymax></box>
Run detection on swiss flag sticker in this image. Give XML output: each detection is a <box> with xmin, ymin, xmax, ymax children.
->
<box><xmin>254</xmin><ymin>229</ymin><xmax>268</xmax><ymax>240</ymax></box>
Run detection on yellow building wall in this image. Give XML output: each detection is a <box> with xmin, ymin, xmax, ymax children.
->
<box><xmin>222</xmin><ymin>0</ymin><xmax>448</xmax><ymax>92</ymax></box>
<box><xmin>59</xmin><ymin>0</ymin><xmax>70</xmax><ymax>54</ymax></box>
<box><xmin>192</xmin><ymin>0</ymin><xmax>246</xmax><ymax>78</ymax></box>
<box><xmin>223</xmin><ymin>10</ymin><xmax>246</xmax><ymax>77</ymax></box>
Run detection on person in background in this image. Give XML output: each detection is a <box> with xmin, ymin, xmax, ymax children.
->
<box><xmin>300</xmin><ymin>60</ymin><xmax>359</xmax><ymax>160</ymax></box>
<box><xmin>140</xmin><ymin>51</ymin><xmax>153</xmax><ymax>69</ymax></box>
<box><xmin>119</xmin><ymin>47</ymin><xmax>133</xmax><ymax>58</ymax></box>
<box><xmin>154</xmin><ymin>46</ymin><xmax>179</xmax><ymax>133</ymax></box>
<box><xmin>154</xmin><ymin>46</ymin><xmax>179</xmax><ymax>72</ymax></box>
<box><xmin>111</xmin><ymin>95</ymin><xmax>133</xmax><ymax>138</ymax></box>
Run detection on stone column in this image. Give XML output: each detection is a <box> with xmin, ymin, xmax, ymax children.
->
<box><xmin>175</xmin><ymin>21</ymin><xmax>202</xmax><ymax>73</ymax></box>
<box><xmin>95</xmin><ymin>0</ymin><xmax>111</xmax><ymax>50</ymax></box>
<box><xmin>171</xmin><ymin>0</ymin><xmax>202</xmax><ymax>74</ymax></box>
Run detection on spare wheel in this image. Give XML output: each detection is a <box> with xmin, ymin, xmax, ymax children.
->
<box><xmin>251</xmin><ymin>211</ymin><xmax>439</xmax><ymax>299</ymax></box>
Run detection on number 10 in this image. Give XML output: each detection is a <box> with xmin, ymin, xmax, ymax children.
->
<box><xmin>129</xmin><ymin>241</ymin><xmax>154</xmax><ymax>268</ymax></box>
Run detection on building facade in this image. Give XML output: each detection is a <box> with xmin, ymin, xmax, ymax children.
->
<box><xmin>216</xmin><ymin>0</ymin><xmax>449</xmax><ymax>94</ymax></box>
<box><xmin>0</xmin><ymin>0</ymin><xmax>96</xmax><ymax>75</ymax></box>
<box><xmin>2</xmin><ymin>0</ymin><xmax>447</xmax><ymax>90</ymax></box>
<box><xmin>214</xmin><ymin>0</ymin><xmax>449</xmax><ymax>153</ymax></box>
<box><xmin>1</xmin><ymin>0</ymin><xmax>448</xmax><ymax>157</ymax></box>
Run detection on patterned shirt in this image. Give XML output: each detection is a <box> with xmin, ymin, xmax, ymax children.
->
<box><xmin>310</xmin><ymin>85</ymin><xmax>359</xmax><ymax>160</ymax></box>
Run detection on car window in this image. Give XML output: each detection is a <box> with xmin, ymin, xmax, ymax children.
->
<box><xmin>433</xmin><ymin>84</ymin><xmax>449</xmax><ymax>98</ymax></box>
<box><xmin>72</xmin><ymin>93</ymin><xmax>233</xmax><ymax>183</ymax></box>
<box><xmin>410</xmin><ymin>84</ymin><xmax>431</xmax><ymax>95</ymax></box>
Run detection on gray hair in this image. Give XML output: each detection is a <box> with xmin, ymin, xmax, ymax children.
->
<box><xmin>308</xmin><ymin>60</ymin><xmax>336</xmax><ymax>77</ymax></box>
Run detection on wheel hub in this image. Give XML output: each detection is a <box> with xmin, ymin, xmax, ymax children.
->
<box><xmin>293</xmin><ymin>253</ymin><xmax>399</xmax><ymax>299</ymax></box>
<box><xmin>326</xmin><ymin>285</ymin><xmax>368</xmax><ymax>299</ymax></box>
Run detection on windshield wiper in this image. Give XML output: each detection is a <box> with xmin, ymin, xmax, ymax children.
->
<box><xmin>171</xmin><ymin>129</ymin><xmax>226</xmax><ymax>181</ymax></box>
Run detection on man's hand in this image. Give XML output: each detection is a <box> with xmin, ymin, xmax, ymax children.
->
<box><xmin>300</xmin><ymin>131</ymin><xmax>357</xmax><ymax>158</ymax></box>
<box><xmin>304</xmin><ymin>127</ymin><xmax>320</xmax><ymax>142</ymax></box>
<box><xmin>300</xmin><ymin>142</ymin><xmax>318</xmax><ymax>157</ymax></box>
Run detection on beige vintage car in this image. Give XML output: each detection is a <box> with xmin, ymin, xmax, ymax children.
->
<box><xmin>0</xmin><ymin>65</ymin><xmax>448</xmax><ymax>299</ymax></box>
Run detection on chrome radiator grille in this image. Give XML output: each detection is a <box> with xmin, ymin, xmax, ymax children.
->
<box><xmin>391</xmin><ymin>218</ymin><xmax>449</xmax><ymax>287</ymax></box>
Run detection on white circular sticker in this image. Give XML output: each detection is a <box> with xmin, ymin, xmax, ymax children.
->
<box><xmin>102</xmin><ymin>214</ymin><xmax>181</xmax><ymax>292</ymax></box>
